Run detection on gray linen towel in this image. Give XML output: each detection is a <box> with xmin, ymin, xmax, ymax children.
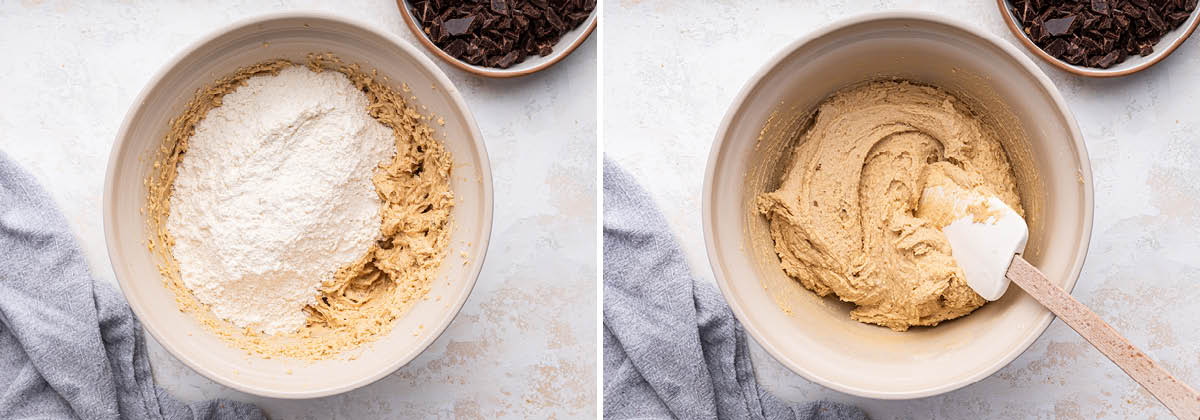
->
<box><xmin>603</xmin><ymin>159</ymin><xmax>868</xmax><ymax>420</ymax></box>
<box><xmin>0</xmin><ymin>151</ymin><xmax>263</xmax><ymax>420</ymax></box>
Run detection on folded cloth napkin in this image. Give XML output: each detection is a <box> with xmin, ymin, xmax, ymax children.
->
<box><xmin>602</xmin><ymin>159</ymin><xmax>869</xmax><ymax>420</ymax></box>
<box><xmin>0</xmin><ymin>151</ymin><xmax>263</xmax><ymax>420</ymax></box>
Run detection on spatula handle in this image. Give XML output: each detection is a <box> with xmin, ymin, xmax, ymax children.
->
<box><xmin>1007</xmin><ymin>256</ymin><xmax>1200</xmax><ymax>420</ymax></box>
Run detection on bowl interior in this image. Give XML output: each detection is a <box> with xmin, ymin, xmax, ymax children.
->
<box><xmin>105</xmin><ymin>15</ymin><xmax>491</xmax><ymax>398</ymax></box>
<box><xmin>706</xmin><ymin>15</ymin><xmax>1091</xmax><ymax>398</ymax></box>
<box><xmin>397</xmin><ymin>1</ymin><xmax>597</xmax><ymax>77</ymax></box>
<box><xmin>999</xmin><ymin>0</ymin><xmax>1200</xmax><ymax>76</ymax></box>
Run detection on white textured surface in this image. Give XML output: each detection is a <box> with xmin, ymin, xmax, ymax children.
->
<box><xmin>0</xmin><ymin>1</ymin><xmax>596</xmax><ymax>418</ymax></box>
<box><xmin>605</xmin><ymin>0</ymin><xmax>1200</xmax><ymax>419</ymax></box>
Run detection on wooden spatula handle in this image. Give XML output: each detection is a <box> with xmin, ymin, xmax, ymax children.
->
<box><xmin>1008</xmin><ymin>256</ymin><xmax>1200</xmax><ymax>420</ymax></box>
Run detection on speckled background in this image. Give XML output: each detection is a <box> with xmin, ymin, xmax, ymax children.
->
<box><xmin>0</xmin><ymin>1</ymin><xmax>596</xmax><ymax>418</ymax></box>
<box><xmin>605</xmin><ymin>0</ymin><xmax>1200</xmax><ymax>419</ymax></box>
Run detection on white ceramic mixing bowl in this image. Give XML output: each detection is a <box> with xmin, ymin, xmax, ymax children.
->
<box><xmin>703</xmin><ymin>12</ymin><xmax>1093</xmax><ymax>399</ymax></box>
<box><xmin>103</xmin><ymin>12</ymin><xmax>492</xmax><ymax>399</ymax></box>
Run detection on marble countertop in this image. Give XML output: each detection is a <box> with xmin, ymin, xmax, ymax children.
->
<box><xmin>0</xmin><ymin>1</ymin><xmax>596</xmax><ymax>418</ymax></box>
<box><xmin>605</xmin><ymin>0</ymin><xmax>1200</xmax><ymax>419</ymax></box>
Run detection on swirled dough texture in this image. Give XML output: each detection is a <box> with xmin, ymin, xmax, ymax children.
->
<box><xmin>146</xmin><ymin>55</ymin><xmax>453</xmax><ymax>359</ymax></box>
<box><xmin>756</xmin><ymin>81</ymin><xmax>1023</xmax><ymax>331</ymax></box>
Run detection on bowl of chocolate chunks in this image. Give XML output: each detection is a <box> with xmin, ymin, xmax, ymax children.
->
<box><xmin>399</xmin><ymin>0</ymin><xmax>597</xmax><ymax>78</ymax></box>
<box><xmin>998</xmin><ymin>0</ymin><xmax>1199</xmax><ymax>77</ymax></box>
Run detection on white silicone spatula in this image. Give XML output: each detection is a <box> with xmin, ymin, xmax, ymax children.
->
<box><xmin>935</xmin><ymin>192</ymin><xmax>1200</xmax><ymax>420</ymax></box>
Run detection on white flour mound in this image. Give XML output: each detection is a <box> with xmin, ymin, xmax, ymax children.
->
<box><xmin>168</xmin><ymin>66</ymin><xmax>393</xmax><ymax>335</ymax></box>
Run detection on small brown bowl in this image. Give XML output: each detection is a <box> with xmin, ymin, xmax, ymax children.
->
<box><xmin>397</xmin><ymin>1</ymin><xmax>597</xmax><ymax>78</ymax></box>
<box><xmin>997</xmin><ymin>0</ymin><xmax>1200</xmax><ymax>77</ymax></box>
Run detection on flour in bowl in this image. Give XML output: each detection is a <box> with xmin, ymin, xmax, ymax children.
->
<box><xmin>167</xmin><ymin>65</ymin><xmax>393</xmax><ymax>335</ymax></box>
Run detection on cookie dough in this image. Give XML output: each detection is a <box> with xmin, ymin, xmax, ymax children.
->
<box><xmin>756</xmin><ymin>81</ymin><xmax>1023</xmax><ymax>331</ymax></box>
<box><xmin>145</xmin><ymin>55</ymin><xmax>454</xmax><ymax>359</ymax></box>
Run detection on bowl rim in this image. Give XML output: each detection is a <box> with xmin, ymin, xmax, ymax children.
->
<box><xmin>995</xmin><ymin>0</ymin><xmax>1200</xmax><ymax>78</ymax></box>
<box><xmin>395</xmin><ymin>0</ymin><xmax>597</xmax><ymax>78</ymax></box>
<box><xmin>702</xmin><ymin>11</ymin><xmax>1095</xmax><ymax>400</ymax></box>
<box><xmin>102</xmin><ymin>11</ymin><xmax>494</xmax><ymax>399</ymax></box>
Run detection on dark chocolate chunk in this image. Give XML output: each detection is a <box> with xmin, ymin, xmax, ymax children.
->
<box><xmin>1030</xmin><ymin>23</ymin><xmax>1049</xmax><ymax>42</ymax></box>
<box><xmin>1114</xmin><ymin>13</ymin><xmax>1130</xmax><ymax>29</ymax></box>
<box><xmin>545</xmin><ymin>6</ymin><xmax>564</xmax><ymax>30</ymax></box>
<box><xmin>522</xmin><ymin>5</ymin><xmax>542</xmax><ymax>19</ymax></box>
<box><xmin>566</xmin><ymin>11</ymin><xmax>591</xmax><ymax>24</ymax></box>
<box><xmin>1167</xmin><ymin>11</ymin><xmax>1190</xmax><ymax>26</ymax></box>
<box><xmin>1095</xmin><ymin>50</ymin><xmax>1122</xmax><ymax>67</ymax></box>
<box><xmin>429</xmin><ymin>23</ymin><xmax>446</xmax><ymax>43</ymax></box>
<box><xmin>1044</xmin><ymin>16</ymin><xmax>1077</xmax><ymax>36</ymax></box>
<box><xmin>444</xmin><ymin>39</ymin><xmax>468</xmax><ymax>57</ymax></box>
<box><xmin>1145</xmin><ymin>7</ymin><xmax>1166</xmax><ymax>31</ymax></box>
<box><xmin>1138</xmin><ymin>42</ymin><xmax>1155</xmax><ymax>56</ymax></box>
<box><xmin>409</xmin><ymin>0</ymin><xmax>595</xmax><ymax>69</ymax></box>
<box><xmin>1099</xmin><ymin>36</ymin><xmax>1116</xmax><ymax>52</ymax></box>
<box><xmin>477</xmin><ymin>36</ymin><xmax>500</xmax><ymax>52</ymax></box>
<box><xmin>490</xmin><ymin>0</ymin><xmax>508</xmax><ymax>14</ymax></box>
<box><xmin>496</xmin><ymin>50</ymin><xmax>520</xmax><ymax>68</ymax></box>
<box><xmin>1045</xmin><ymin>38</ymin><xmax>1070</xmax><ymax>56</ymax></box>
<box><xmin>443</xmin><ymin>16</ymin><xmax>475</xmax><ymax>36</ymax></box>
<box><xmin>1122</xmin><ymin>3</ymin><xmax>1143</xmax><ymax>18</ymax></box>
<box><xmin>1078</xmin><ymin>36</ymin><xmax>1101</xmax><ymax>51</ymax></box>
